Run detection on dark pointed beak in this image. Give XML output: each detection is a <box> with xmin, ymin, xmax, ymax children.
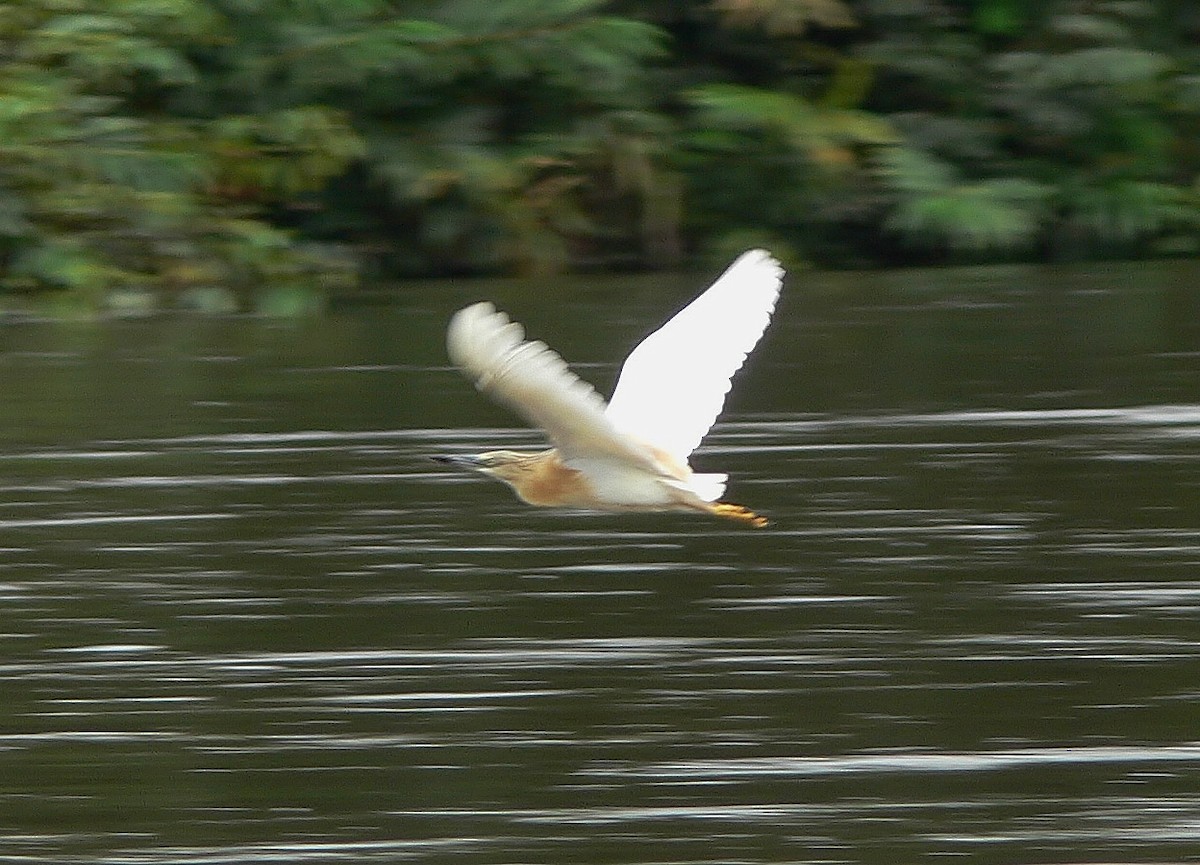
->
<box><xmin>430</xmin><ymin>454</ymin><xmax>481</xmax><ymax>470</ymax></box>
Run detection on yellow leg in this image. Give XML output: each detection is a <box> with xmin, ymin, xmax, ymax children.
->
<box><xmin>710</xmin><ymin>501</ymin><xmax>769</xmax><ymax>528</ymax></box>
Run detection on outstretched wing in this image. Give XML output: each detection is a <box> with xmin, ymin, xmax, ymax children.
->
<box><xmin>447</xmin><ymin>302</ymin><xmax>658</xmax><ymax>470</ymax></box>
<box><xmin>604</xmin><ymin>249</ymin><xmax>783</xmax><ymax>460</ymax></box>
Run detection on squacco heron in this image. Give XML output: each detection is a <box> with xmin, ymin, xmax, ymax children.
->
<box><xmin>435</xmin><ymin>249</ymin><xmax>783</xmax><ymax>526</ymax></box>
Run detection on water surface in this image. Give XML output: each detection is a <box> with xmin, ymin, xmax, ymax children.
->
<box><xmin>1</xmin><ymin>261</ymin><xmax>1199</xmax><ymax>863</ymax></box>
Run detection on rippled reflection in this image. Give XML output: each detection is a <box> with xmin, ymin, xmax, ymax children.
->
<box><xmin>2</xmin><ymin>278</ymin><xmax>1200</xmax><ymax>863</ymax></box>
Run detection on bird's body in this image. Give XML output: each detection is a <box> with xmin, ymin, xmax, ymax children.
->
<box><xmin>437</xmin><ymin>249</ymin><xmax>784</xmax><ymax>526</ymax></box>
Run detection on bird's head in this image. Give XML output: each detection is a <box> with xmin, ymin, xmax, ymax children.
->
<box><xmin>431</xmin><ymin>450</ymin><xmax>541</xmax><ymax>486</ymax></box>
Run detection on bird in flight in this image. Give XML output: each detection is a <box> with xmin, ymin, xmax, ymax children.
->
<box><xmin>435</xmin><ymin>249</ymin><xmax>783</xmax><ymax>526</ymax></box>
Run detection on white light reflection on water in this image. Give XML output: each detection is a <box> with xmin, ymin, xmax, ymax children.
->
<box><xmin>3</xmin><ymin>376</ymin><xmax>1200</xmax><ymax>861</ymax></box>
<box><xmin>580</xmin><ymin>744</ymin><xmax>1200</xmax><ymax>781</ymax></box>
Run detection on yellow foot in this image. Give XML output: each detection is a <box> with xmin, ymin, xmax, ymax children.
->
<box><xmin>710</xmin><ymin>502</ymin><xmax>769</xmax><ymax>528</ymax></box>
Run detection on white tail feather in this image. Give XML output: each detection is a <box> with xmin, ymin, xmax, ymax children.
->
<box><xmin>684</xmin><ymin>472</ymin><xmax>727</xmax><ymax>502</ymax></box>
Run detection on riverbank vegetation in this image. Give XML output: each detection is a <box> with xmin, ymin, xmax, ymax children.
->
<box><xmin>2</xmin><ymin>0</ymin><xmax>1198</xmax><ymax>309</ymax></box>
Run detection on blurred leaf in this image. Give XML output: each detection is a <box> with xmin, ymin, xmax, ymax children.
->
<box><xmin>874</xmin><ymin>146</ymin><xmax>956</xmax><ymax>195</ymax></box>
<box><xmin>1033</xmin><ymin>47</ymin><xmax>1170</xmax><ymax>88</ymax></box>
<box><xmin>179</xmin><ymin>285</ymin><xmax>239</xmax><ymax>314</ymax></box>
<box><xmin>690</xmin><ymin>83</ymin><xmax>895</xmax><ymax>155</ymax></box>
<box><xmin>879</xmin><ymin>144</ymin><xmax>1049</xmax><ymax>252</ymax></box>
<box><xmin>11</xmin><ymin>241</ymin><xmax>109</xmax><ymax>291</ymax></box>
<box><xmin>1049</xmin><ymin>13</ymin><xmax>1133</xmax><ymax>44</ymax></box>
<box><xmin>713</xmin><ymin>0</ymin><xmax>855</xmax><ymax>35</ymax></box>
<box><xmin>0</xmin><ymin>187</ymin><xmax>31</xmax><ymax>236</ymax></box>
<box><xmin>972</xmin><ymin>0</ymin><xmax>1025</xmax><ymax>36</ymax></box>
<box><xmin>887</xmin><ymin>182</ymin><xmax>1047</xmax><ymax>251</ymax></box>
<box><xmin>105</xmin><ymin>286</ymin><xmax>159</xmax><ymax>317</ymax></box>
<box><xmin>1065</xmin><ymin>180</ymin><xmax>1191</xmax><ymax>243</ymax></box>
<box><xmin>255</xmin><ymin>284</ymin><xmax>326</xmax><ymax>317</ymax></box>
<box><xmin>1171</xmin><ymin>75</ymin><xmax>1200</xmax><ymax>112</ymax></box>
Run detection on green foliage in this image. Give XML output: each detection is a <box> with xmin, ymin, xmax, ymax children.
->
<box><xmin>1029</xmin><ymin>46</ymin><xmax>1170</xmax><ymax>88</ymax></box>
<box><xmin>653</xmin><ymin>0</ymin><xmax>1200</xmax><ymax>266</ymax></box>
<box><xmin>1063</xmin><ymin>179</ymin><xmax>1194</xmax><ymax>243</ymax></box>
<box><xmin>0</xmin><ymin>0</ymin><xmax>361</xmax><ymax>312</ymax></box>
<box><xmin>875</xmin><ymin>148</ymin><xmax>1049</xmax><ymax>251</ymax></box>
<box><xmin>711</xmin><ymin>0</ymin><xmax>855</xmax><ymax>36</ymax></box>
<box><xmin>4</xmin><ymin>0</ymin><xmax>1200</xmax><ymax>307</ymax></box>
<box><xmin>689</xmin><ymin>84</ymin><xmax>895</xmax><ymax>158</ymax></box>
<box><xmin>190</xmin><ymin>0</ymin><xmax>670</xmax><ymax>274</ymax></box>
<box><xmin>836</xmin><ymin>0</ymin><xmax>1200</xmax><ymax>261</ymax></box>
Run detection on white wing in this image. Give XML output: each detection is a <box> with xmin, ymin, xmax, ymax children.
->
<box><xmin>447</xmin><ymin>302</ymin><xmax>660</xmax><ymax>471</ymax></box>
<box><xmin>604</xmin><ymin>249</ymin><xmax>783</xmax><ymax>460</ymax></box>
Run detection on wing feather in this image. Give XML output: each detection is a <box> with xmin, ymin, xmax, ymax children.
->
<box><xmin>604</xmin><ymin>249</ymin><xmax>783</xmax><ymax>460</ymax></box>
<box><xmin>447</xmin><ymin>302</ymin><xmax>659</xmax><ymax>470</ymax></box>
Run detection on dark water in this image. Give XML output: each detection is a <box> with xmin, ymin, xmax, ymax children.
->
<box><xmin>1</xmin><ymin>261</ymin><xmax>1199</xmax><ymax>863</ymax></box>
